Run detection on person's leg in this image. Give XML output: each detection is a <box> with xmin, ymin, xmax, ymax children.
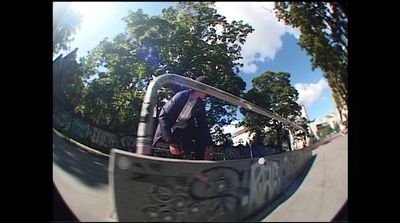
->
<box><xmin>172</xmin><ymin>126</ymin><xmax>208</xmax><ymax>160</ymax></box>
<box><xmin>193</xmin><ymin>129</ymin><xmax>207</xmax><ymax>160</ymax></box>
<box><xmin>171</xmin><ymin>128</ymin><xmax>195</xmax><ymax>158</ymax></box>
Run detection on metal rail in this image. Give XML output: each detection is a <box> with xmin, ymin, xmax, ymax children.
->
<box><xmin>136</xmin><ymin>74</ymin><xmax>306</xmax><ymax>155</ymax></box>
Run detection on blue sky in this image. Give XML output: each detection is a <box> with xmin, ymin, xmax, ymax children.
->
<box><xmin>54</xmin><ymin>2</ymin><xmax>337</xmax><ymax>122</ymax></box>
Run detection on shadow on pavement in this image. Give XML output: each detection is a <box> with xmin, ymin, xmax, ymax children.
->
<box><xmin>245</xmin><ymin>154</ymin><xmax>318</xmax><ymax>222</ymax></box>
<box><xmin>53</xmin><ymin>133</ymin><xmax>109</xmax><ymax>187</ymax></box>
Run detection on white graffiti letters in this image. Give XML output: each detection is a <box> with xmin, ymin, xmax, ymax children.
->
<box><xmin>90</xmin><ymin>126</ymin><xmax>120</xmax><ymax>148</ymax></box>
<box><xmin>248</xmin><ymin>160</ymin><xmax>281</xmax><ymax>210</ymax></box>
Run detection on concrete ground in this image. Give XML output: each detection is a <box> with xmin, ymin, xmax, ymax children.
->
<box><xmin>261</xmin><ymin>134</ymin><xmax>348</xmax><ymax>221</ymax></box>
<box><xmin>53</xmin><ymin>129</ymin><xmax>347</xmax><ymax>222</ymax></box>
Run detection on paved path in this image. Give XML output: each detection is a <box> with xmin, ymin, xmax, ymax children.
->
<box><xmin>53</xmin><ymin>132</ymin><xmax>116</xmax><ymax>221</ymax></box>
<box><xmin>262</xmin><ymin>134</ymin><xmax>348</xmax><ymax>221</ymax></box>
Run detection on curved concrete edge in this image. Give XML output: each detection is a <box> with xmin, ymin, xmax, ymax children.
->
<box><xmin>53</xmin><ymin>129</ymin><xmax>110</xmax><ymax>158</ymax></box>
<box><xmin>110</xmin><ymin>147</ymin><xmax>313</xmax><ymax>221</ymax></box>
<box><xmin>245</xmin><ymin>155</ymin><xmax>318</xmax><ymax>222</ymax></box>
<box><xmin>261</xmin><ymin>135</ymin><xmax>348</xmax><ymax>221</ymax></box>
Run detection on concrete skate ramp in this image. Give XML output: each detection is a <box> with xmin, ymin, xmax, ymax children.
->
<box><xmin>109</xmin><ymin>148</ymin><xmax>312</xmax><ymax>221</ymax></box>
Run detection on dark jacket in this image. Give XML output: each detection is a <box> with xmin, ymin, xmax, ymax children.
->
<box><xmin>152</xmin><ymin>89</ymin><xmax>213</xmax><ymax>147</ymax></box>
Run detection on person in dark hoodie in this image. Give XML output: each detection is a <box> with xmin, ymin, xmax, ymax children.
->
<box><xmin>152</xmin><ymin>76</ymin><xmax>214</xmax><ymax>160</ymax></box>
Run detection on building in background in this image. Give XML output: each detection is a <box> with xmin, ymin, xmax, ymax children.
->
<box><xmin>228</xmin><ymin>105</ymin><xmax>314</xmax><ymax>150</ymax></box>
<box><xmin>309</xmin><ymin>109</ymin><xmax>342</xmax><ymax>140</ymax></box>
<box><xmin>231</xmin><ymin>126</ymin><xmax>251</xmax><ymax>146</ymax></box>
<box><xmin>53</xmin><ymin>48</ymin><xmax>79</xmax><ymax>111</ymax></box>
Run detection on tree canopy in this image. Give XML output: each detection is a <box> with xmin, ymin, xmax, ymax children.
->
<box><xmin>53</xmin><ymin>3</ymin><xmax>83</xmax><ymax>55</ymax></box>
<box><xmin>240</xmin><ymin>71</ymin><xmax>305</xmax><ymax>149</ymax></box>
<box><xmin>54</xmin><ymin>2</ymin><xmax>330</xmax><ymax>151</ymax></box>
<box><xmin>75</xmin><ymin>2</ymin><xmax>254</xmax><ymax>134</ymax></box>
<box><xmin>274</xmin><ymin>2</ymin><xmax>348</xmax><ymax>123</ymax></box>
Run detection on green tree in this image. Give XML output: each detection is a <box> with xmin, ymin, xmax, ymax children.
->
<box><xmin>123</xmin><ymin>2</ymin><xmax>253</xmax><ymax>127</ymax></box>
<box><xmin>53</xmin><ymin>2</ymin><xmax>83</xmax><ymax>55</ymax></box>
<box><xmin>318</xmin><ymin>124</ymin><xmax>334</xmax><ymax>139</ymax></box>
<box><xmin>274</xmin><ymin>2</ymin><xmax>348</xmax><ymax>125</ymax></box>
<box><xmin>77</xmin><ymin>34</ymin><xmax>149</xmax><ymax>134</ymax></box>
<box><xmin>79</xmin><ymin>2</ymin><xmax>254</xmax><ymax>135</ymax></box>
<box><xmin>211</xmin><ymin>124</ymin><xmax>232</xmax><ymax>146</ymax></box>
<box><xmin>240</xmin><ymin>71</ymin><xmax>305</xmax><ymax>150</ymax></box>
<box><xmin>53</xmin><ymin>3</ymin><xmax>85</xmax><ymax>115</ymax></box>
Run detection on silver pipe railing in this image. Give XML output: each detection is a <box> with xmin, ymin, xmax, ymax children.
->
<box><xmin>136</xmin><ymin>74</ymin><xmax>306</xmax><ymax>155</ymax></box>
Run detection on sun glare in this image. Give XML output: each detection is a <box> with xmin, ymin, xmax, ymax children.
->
<box><xmin>70</xmin><ymin>2</ymin><xmax>111</xmax><ymax>24</ymax></box>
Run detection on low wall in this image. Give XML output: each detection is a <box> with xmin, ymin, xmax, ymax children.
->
<box><xmin>109</xmin><ymin>147</ymin><xmax>312</xmax><ymax>221</ymax></box>
<box><xmin>53</xmin><ymin>110</ymin><xmax>135</xmax><ymax>152</ymax></box>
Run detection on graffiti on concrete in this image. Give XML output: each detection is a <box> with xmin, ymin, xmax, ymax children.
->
<box><xmin>140</xmin><ymin>166</ymin><xmax>249</xmax><ymax>222</ymax></box>
<box><xmin>142</xmin><ymin>184</ymin><xmax>203</xmax><ymax>222</ymax></box>
<box><xmin>120</xmin><ymin>136</ymin><xmax>135</xmax><ymax>150</ymax></box>
<box><xmin>248</xmin><ymin>160</ymin><xmax>281</xmax><ymax>211</ymax></box>
<box><xmin>53</xmin><ymin>111</ymin><xmax>136</xmax><ymax>151</ymax></box>
<box><xmin>69</xmin><ymin>119</ymin><xmax>90</xmax><ymax>139</ymax></box>
<box><xmin>189</xmin><ymin>166</ymin><xmax>248</xmax><ymax>221</ymax></box>
<box><xmin>53</xmin><ymin>111</ymin><xmax>72</xmax><ymax>131</ymax></box>
<box><xmin>189</xmin><ymin>167</ymin><xmax>244</xmax><ymax>200</ymax></box>
<box><xmin>112</xmin><ymin>148</ymin><xmax>312</xmax><ymax>221</ymax></box>
<box><xmin>90</xmin><ymin>126</ymin><xmax>121</xmax><ymax>148</ymax></box>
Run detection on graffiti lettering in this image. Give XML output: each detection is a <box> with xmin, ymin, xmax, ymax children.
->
<box><xmin>189</xmin><ymin>166</ymin><xmax>243</xmax><ymax>200</ymax></box>
<box><xmin>112</xmin><ymin>148</ymin><xmax>312</xmax><ymax>221</ymax></box>
<box><xmin>248</xmin><ymin>160</ymin><xmax>281</xmax><ymax>211</ymax></box>
<box><xmin>69</xmin><ymin>119</ymin><xmax>90</xmax><ymax>139</ymax></box>
<box><xmin>53</xmin><ymin>111</ymin><xmax>72</xmax><ymax>131</ymax></box>
<box><xmin>54</xmin><ymin>111</ymin><xmax>137</xmax><ymax>151</ymax></box>
<box><xmin>142</xmin><ymin>184</ymin><xmax>203</xmax><ymax>222</ymax></box>
<box><xmin>189</xmin><ymin>166</ymin><xmax>246</xmax><ymax>220</ymax></box>
<box><xmin>120</xmin><ymin>136</ymin><xmax>135</xmax><ymax>150</ymax></box>
<box><xmin>90</xmin><ymin>126</ymin><xmax>120</xmax><ymax>148</ymax></box>
<box><xmin>142</xmin><ymin>183</ymin><xmax>240</xmax><ymax>222</ymax></box>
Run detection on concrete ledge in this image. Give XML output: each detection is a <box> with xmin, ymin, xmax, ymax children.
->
<box><xmin>261</xmin><ymin>135</ymin><xmax>347</xmax><ymax>221</ymax></box>
<box><xmin>247</xmin><ymin>154</ymin><xmax>317</xmax><ymax>221</ymax></box>
<box><xmin>110</xmin><ymin>147</ymin><xmax>313</xmax><ymax>221</ymax></box>
<box><xmin>53</xmin><ymin>129</ymin><xmax>110</xmax><ymax>158</ymax></box>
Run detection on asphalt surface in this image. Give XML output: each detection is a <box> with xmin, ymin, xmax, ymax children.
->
<box><xmin>262</xmin><ymin>134</ymin><xmax>348</xmax><ymax>221</ymax></box>
<box><xmin>52</xmin><ymin>132</ymin><xmax>116</xmax><ymax>221</ymax></box>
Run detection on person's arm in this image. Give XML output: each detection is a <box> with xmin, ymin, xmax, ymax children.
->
<box><xmin>158</xmin><ymin>100</ymin><xmax>177</xmax><ymax>144</ymax></box>
<box><xmin>158</xmin><ymin>91</ymin><xmax>186</xmax><ymax>145</ymax></box>
<box><xmin>159</xmin><ymin>105</ymin><xmax>181</xmax><ymax>154</ymax></box>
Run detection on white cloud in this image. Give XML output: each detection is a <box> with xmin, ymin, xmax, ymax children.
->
<box><xmin>295</xmin><ymin>78</ymin><xmax>329</xmax><ymax>109</ymax></box>
<box><xmin>240</xmin><ymin>60</ymin><xmax>258</xmax><ymax>73</ymax></box>
<box><xmin>214</xmin><ymin>2</ymin><xmax>300</xmax><ymax>74</ymax></box>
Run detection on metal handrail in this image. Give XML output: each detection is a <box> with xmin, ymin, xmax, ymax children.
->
<box><xmin>135</xmin><ymin>74</ymin><xmax>306</xmax><ymax>155</ymax></box>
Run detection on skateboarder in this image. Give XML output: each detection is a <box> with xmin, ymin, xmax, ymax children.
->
<box><xmin>152</xmin><ymin>76</ymin><xmax>214</xmax><ymax>160</ymax></box>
